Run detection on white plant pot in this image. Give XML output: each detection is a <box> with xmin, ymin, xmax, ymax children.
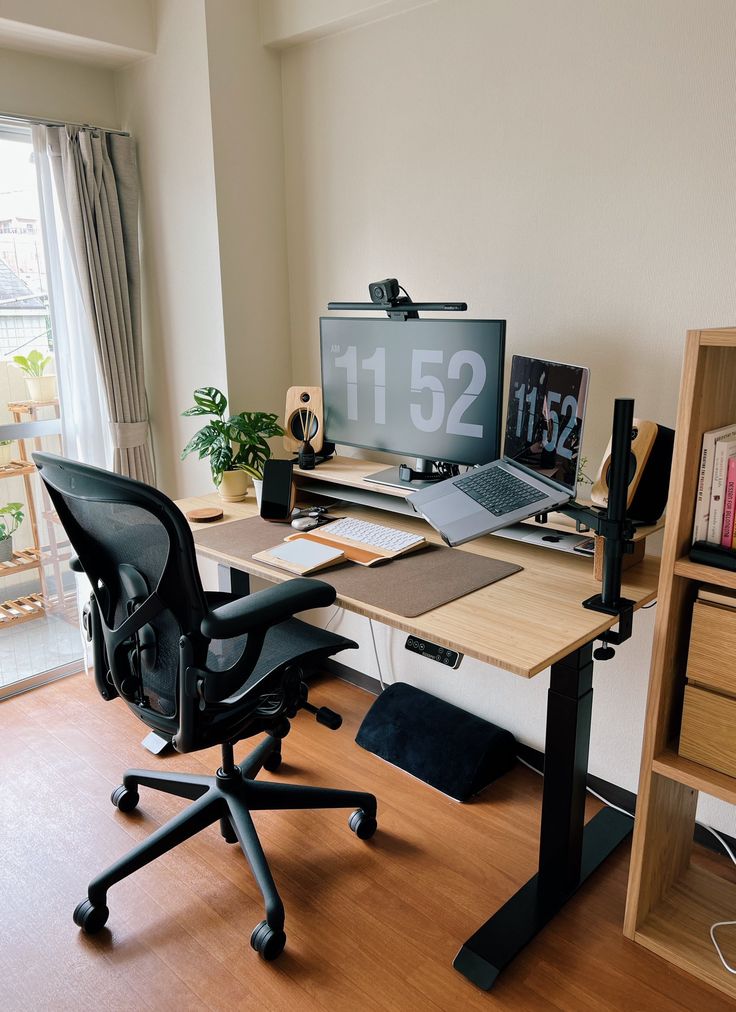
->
<box><xmin>0</xmin><ymin>537</ymin><xmax>12</xmax><ymax>563</ymax></box>
<box><xmin>25</xmin><ymin>374</ymin><xmax>57</xmax><ymax>402</ymax></box>
<box><xmin>0</xmin><ymin>442</ymin><xmax>14</xmax><ymax>467</ymax></box>
<box><xmin>218</xmin><ymin>469</ymin><xmax>249</xmax><ymax>502</ymax></box>
<box><xmin>252</xmin><ymin>478</ymin><xmax>263</xmax><ymax>510</ymax></box>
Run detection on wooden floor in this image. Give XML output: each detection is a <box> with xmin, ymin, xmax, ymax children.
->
<box><xmin>1</xmin><ymin>674</ymin><xmax>734</xmax><ymax>1012</ymax></box>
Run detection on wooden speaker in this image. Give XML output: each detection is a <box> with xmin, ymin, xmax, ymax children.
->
<box><xmin>591</xmin><ymin>418</ymin><xmax>675</xmax><ymax>524</ymax></box>
<box><xmin>283</xmin><ymin>386</ymin><xmax>325</xmax><ymax>454</ymax></box>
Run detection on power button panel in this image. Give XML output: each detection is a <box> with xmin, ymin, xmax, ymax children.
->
<box><xmin>404</xmin><ymin>636</ymin><xmax>463</xmax><ymax>669</ymax></box>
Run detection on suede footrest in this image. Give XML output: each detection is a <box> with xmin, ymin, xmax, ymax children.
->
<box><xmin>355</xmin><ymin>682</ymin><xmax>516</xmax><ymax>802</ymax></box>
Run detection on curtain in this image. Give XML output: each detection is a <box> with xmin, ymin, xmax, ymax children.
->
<box><xmin>32</xmin><ymin>127</ymin><xmax>113</xmax><ymax>470</ymax></box>
<box><xmin>37</xmin><ymin>125</ymin><xmax>153</xmax><ymax>483</ymax></box>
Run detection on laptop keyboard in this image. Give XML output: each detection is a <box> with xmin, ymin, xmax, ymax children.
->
<box><xmin>455</xmin><ymin>466</ymin><xmax>548</xmax><ymax>516</ymax></box>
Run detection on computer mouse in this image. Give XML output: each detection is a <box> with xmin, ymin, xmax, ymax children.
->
<box><xmin>291</xmin><ymin>516</ymin><xmax>319</xmax><ymax>531</ymax></box>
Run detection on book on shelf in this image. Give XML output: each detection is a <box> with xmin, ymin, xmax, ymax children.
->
<box><xmin>707</xmin><ymin>439</ymin><xmax>736</xmax><ymax>543</ymax></box>
<box><xmin>723</xmin><ymin>456</ymin><xmax>736</xmax><ymax>548</ymax></box>
<box><xmin>698</xmin><ymin>584</ymin><xmax>736</xmax><ymax>609</ymax></box>
<box><xmin>693</xmin><ymin>422</ymin><xmax>736</xmax><ymax>543</ymax></box>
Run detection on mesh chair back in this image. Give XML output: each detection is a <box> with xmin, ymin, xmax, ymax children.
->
<box><xmin>34</xmin><ymin>453</ymin><xmax>209</xmax><ymax>720</ymax></box>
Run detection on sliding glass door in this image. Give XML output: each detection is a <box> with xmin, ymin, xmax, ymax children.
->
<box><xmin>0</xmin><ymin>123</ymin><xmax>83</xmax><ymax>696</ymax></box>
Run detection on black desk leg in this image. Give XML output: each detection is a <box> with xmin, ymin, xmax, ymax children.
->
<box><xmin>218</xmin><ymin>564</ymin><xmax>250</xmax><ymax>597</ymax></box>
<box><xmin>453</xmin><ymin>641</ymin><xmax>632</xmax><ymax>991</ymax></box>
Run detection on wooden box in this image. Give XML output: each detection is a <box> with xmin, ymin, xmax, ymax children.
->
<box><xmin>685</xmin><ymin>601</ymin><xmax>736</xmax><ymax>696</ymax></box>
<box><xmin>679</xmin><ymin>600</ymin><xmax>736</xmax><ymax>775</ymax></box>
<box><xmin>680</xmin><ymin>684</ymin><xmax>736</xmax><ymax>778</ymax></box>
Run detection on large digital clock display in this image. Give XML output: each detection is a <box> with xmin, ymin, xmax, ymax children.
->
<box><xmin>320</xmin><ymin>317</ymin><xmax>506</xmax><ymax>466</ymax></box>
<box><xmin>503</xmin><ymin>355</ymin><xmax>589</xmax><ymax>492</ymax></box>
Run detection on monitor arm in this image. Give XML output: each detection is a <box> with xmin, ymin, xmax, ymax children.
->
<box><xmin>536</xmin><ymin>399</ymin><xmax>638</xmax><ymax>655</ymax></box>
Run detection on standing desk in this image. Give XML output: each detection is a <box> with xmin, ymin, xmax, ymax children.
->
<box><xmin>176</xmin><ymin>473</ymin><xmax>659</xmax><ymax>991</ymax></box>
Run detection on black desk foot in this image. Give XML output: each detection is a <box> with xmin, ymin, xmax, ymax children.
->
<box><xmin>453</xmin><ymin>807</ymin><xmax>632</xmax><ymax>990</ymax></box>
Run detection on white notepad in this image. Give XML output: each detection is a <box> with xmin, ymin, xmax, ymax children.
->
<box><xmin>253</xmin><ymin>538</ymin><xmax>345</xmax><ymax>575</ymax></box>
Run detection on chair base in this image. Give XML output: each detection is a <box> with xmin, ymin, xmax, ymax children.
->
<box><xmin>74</xmin><ymin>733</ymin><xmax>377</xmax><ymax>959</ymax></box>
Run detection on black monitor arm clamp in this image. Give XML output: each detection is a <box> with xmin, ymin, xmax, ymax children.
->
<box><xmin>537</xmin><ymin>398</ymin><xmax>638</xmax><ymax>658</ymax></box>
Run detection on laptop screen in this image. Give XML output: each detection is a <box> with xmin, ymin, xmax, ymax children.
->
<box><xmin>503</xmin><ymin>355</ymin><xmax>589</xmax><ymax>494</ymax></box>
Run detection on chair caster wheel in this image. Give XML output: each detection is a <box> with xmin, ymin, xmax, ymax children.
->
<box><xmin>73</xmin><ymin>898</ymin><xmax>109</xmax><ymax>934</ymax></box>
<box><xmin>349</xmin><ymin>809</ymin><xmax>377</xmax><ymax>840</ymax></box>
<box><xmin>262</xmin><ymin>750</ymin><xmax>282</xmax><ymax>773</ymax></box>
<box><xmin>111</xmin><ymin>784</ymin><xmax>139</xmax><ymax>812</ymax></box>
<box><xmin>220</xmin><ymin>817</ymin><xmax>238</xmax><ymax>844</ymax></box>
<box><xmin>250</xmin><ymin>920</ymin><xmax>286</xmax><ymax>960</ymax></box>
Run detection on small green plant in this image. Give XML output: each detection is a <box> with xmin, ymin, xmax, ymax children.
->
<box><xmin>577</xmin><ymin>455</ymin><xmax>594</xmax><ymax>486</ymax></box>
<box><xmin>181</xmin><ymin>387</ymin><xmax>285</xmax><ymax>486</ymax></box>
<box><xmin>12</xmin><ymin>350</ymin><xmax>53</xmax><ymax>377</ymax></box>
<box><xmin>0</xmin><ymin>502</ymin><xmax>24</xmax><ymax>541</ymax></box>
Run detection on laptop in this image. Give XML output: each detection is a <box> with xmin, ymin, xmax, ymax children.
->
<box><xmin>409</xmin><ymin>355</ymin><xmax>590</xmax><ymax>546</ymax></box>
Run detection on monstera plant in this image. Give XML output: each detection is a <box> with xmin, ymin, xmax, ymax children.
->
<box><xmin>181</xmin><ymin>386</ymin><xmax>284</xmax><ymax>502</ymax></box>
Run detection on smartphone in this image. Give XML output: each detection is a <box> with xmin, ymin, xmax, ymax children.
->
<box><xmin>260</xmin><ymin>459</ymin><xmax>295</xmax><ymax>521</ymax></box>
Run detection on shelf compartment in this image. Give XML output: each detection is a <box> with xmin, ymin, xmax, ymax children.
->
<box><xmin>7</xmin><ymin>398</ymin><xmax>59</xmax><ymax>414</ymax></box>
<box><xmin>674</xmin><ymin>557</ymin><xmax>736</xmax><ymax>591</ymax></box>
<box><xmin>0</xmin><ymin>459</ymin><xmax>36</xmax><ymax>479</ymax></box>
<box><xmin>653</xmin><ymin>748</ymin><xmax>736</xmax><ymax>807</ymax></box>
<box><xmin>634</xmin><ymin>864</ymin><xmax>736</xmax><ymax>999</ymax></box>
<box><xmin>0</xmin><ymin>593</ymin><xmax>45</xmax><ymax>627</ymax></box>
<box><xmin>0</xmin><ymin>548</ymin><xmax>42</xmax><ymax>577</ymax></box>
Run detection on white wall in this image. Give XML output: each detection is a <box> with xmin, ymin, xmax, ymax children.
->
<box><xmin>116</xmin><ymin>0</ymin><xmax>228</xmax><ymax>498</ymax></box>
<box><xmin>0</xmin><ymin>0</ymin><xmax>154</xmax><ymax>51</ymax></box>
<box><xmin>280</xmin><ymin>0</ymin><xmax>736</xmax><ymax>834</ymax></box>
<box><xmin>260</xmin><ymin>0</ymin><xmax>437</xmax><ymax>47</ymax></box>
<box><xmin>0</xmin><ymin>46</ymin><xmax>119</xmax><ymax>126</ymax></box>
<box><xmin>0</xmin><ymin>0</ymin><xmax>155</xmax><ymax>64</ymax></box>
<box><xmin>204</xmin><ymin>0</ymin><xmax>292</xmax><ymax>420</ymax></box>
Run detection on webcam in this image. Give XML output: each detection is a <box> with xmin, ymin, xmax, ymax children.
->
<box><xmin>368</xmin><ymin>278</ymin><xmax>400</xmax><ymax>305</ymax></box>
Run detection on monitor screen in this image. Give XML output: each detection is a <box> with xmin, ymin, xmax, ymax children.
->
<box><xmin>502</xmin><ymin>354</ymin><xmax>589</xmax><ymax>493</ymax></box>
<box><xmin>320</xmin><ymin>317</ymin><xmax>505</xmax><ymax>466</ymax></box>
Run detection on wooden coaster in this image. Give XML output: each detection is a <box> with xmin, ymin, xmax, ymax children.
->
<box><xmin>186</xmin><ymin>506</ymin><xmax>224</xmax><ymax>523</ymax></box>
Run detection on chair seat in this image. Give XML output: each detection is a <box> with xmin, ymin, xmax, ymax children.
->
<box><xmin>205</xmin><ymin>602</ymin><xmax>357</xmax><ymax>701</ymax></box>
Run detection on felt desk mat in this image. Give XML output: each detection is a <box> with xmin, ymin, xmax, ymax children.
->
<box><xmin>193</xmin><ymin>516</ymin><xmax>522</xmax><ymax>618</ymax></box>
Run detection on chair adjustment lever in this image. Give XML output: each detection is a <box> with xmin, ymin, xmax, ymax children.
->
<box><xmin>301</xmin><ymin>701</ymin><xmax>343</xmax><ymax>730</ymax></box>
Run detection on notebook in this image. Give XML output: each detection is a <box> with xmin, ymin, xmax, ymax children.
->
<box><xmin>252</xmin><ymin>538</ymin><xmax>345</xmax><ymax>576</ymax></box>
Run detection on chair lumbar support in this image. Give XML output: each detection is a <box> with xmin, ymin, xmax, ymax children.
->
<box><xmin>72</xmin><ymin>730</ymin><xmax>377</xmax><ymax>960</ymax></box>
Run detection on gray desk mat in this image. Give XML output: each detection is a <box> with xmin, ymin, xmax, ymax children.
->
<box><xmin>193</xmin><ymin>516</ymin><xmax>522</xmax><ymax>618</ymax></box>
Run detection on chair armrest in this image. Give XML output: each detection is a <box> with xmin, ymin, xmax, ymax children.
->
<box><xmin>201</xmin><ymin>578</ymin><xmax>336</xmax><ymax>640</ymax></box>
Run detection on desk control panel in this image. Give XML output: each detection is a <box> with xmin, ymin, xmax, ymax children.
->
<box><xmin>405</xmin><ymin>636</ymin><xmax>463</xmax><ymax>669</ymax></box>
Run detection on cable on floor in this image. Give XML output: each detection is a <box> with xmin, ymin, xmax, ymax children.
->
<box><xmin>516</xmin><ymin>754</ymin><xmax>736</xmax><ymax>974</ymax></box>
<box><xmin>368</xmin><ymin>618</ymin><xmax>386</xmax><ymax>692</ymax></box>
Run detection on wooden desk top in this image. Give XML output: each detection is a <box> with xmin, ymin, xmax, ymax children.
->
<box><xmin>177</xmin><ymin>491</ymin><xmax>660</xmax><ymax>680</ymax></box>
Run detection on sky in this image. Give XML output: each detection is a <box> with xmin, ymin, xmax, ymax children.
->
<box><xmin>0</xmin><ymin>135</ymin><xmax>40</xmax><ymax>222</ymax></box>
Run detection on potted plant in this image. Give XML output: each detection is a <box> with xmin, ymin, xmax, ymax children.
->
<box><xmin>181</xmin><ymin>387</ymin><xmax>285</xmax><ymax>504</ymax></box>
<box><xmin>0</xmin><ymin>440</ymin><xmax>15</xmax><ymax>468</ymax></box>
<box><xmin>0</xmin><ymin>502</ymin><xmax>24</xmax><ymax>563</ymax></box>
<box><xmin>12</xmin><ymin>350</ymin><xmax>56</xmax><ymax>402</ymax></box>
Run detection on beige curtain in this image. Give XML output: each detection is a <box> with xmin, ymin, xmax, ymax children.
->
<box><xmin>41</xmin><ymin>125</ymin><xmax>153</xmax><ymax>483</ymax></box>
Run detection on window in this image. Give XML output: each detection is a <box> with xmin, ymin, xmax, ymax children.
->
<box><xmin>0</xmin><ymin>122</ymin><xmax>82</xmax><ymax>696</ymax></box>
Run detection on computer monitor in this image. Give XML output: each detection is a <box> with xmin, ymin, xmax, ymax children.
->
<box><xmin>320</xmin><ymin>317</ymin><xmax>505</xmax><ymax>485</ymax></box>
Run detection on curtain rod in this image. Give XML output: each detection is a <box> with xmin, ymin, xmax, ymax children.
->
<box><xmin>0</xmin><ymin>111</ymin><xmax>129</xmax><ymax>137</ymax></box>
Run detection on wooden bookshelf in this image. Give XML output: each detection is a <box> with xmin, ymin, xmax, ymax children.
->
<box><xmin>624</xmin><ymin>328</ymin><xmax>736</xmax><ymax>999</ymax></box>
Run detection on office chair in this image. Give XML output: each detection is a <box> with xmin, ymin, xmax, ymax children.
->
<box><xmin>34</xmin><ymin>452</ymin><xmax>377</xmax><ymax>961</ymax></box>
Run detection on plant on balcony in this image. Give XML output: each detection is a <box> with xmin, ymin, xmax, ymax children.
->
<box><xmin>12</xmin><ymin>350</ymin><xmax>56</xmax><ymax>401</ymax></box>
<box><xmin>0</xmin><ymin>502</ymin><xmax>24</xmax><ymax>563</ymax></box>
<box><xmin>181</xmin><ymin>387</ymin><xmax>284</xmax><ymax>502</ymax></box>
<box><xmin>0</xmin><ymin>440</ymin><xmax>14</xmax><ymax>468</ymax></box>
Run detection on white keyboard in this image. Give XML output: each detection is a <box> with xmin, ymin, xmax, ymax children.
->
<box><xmin>318</xmin><ymin>517</ymin><xmax>425</xmax><ymax>554</ymax></box>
